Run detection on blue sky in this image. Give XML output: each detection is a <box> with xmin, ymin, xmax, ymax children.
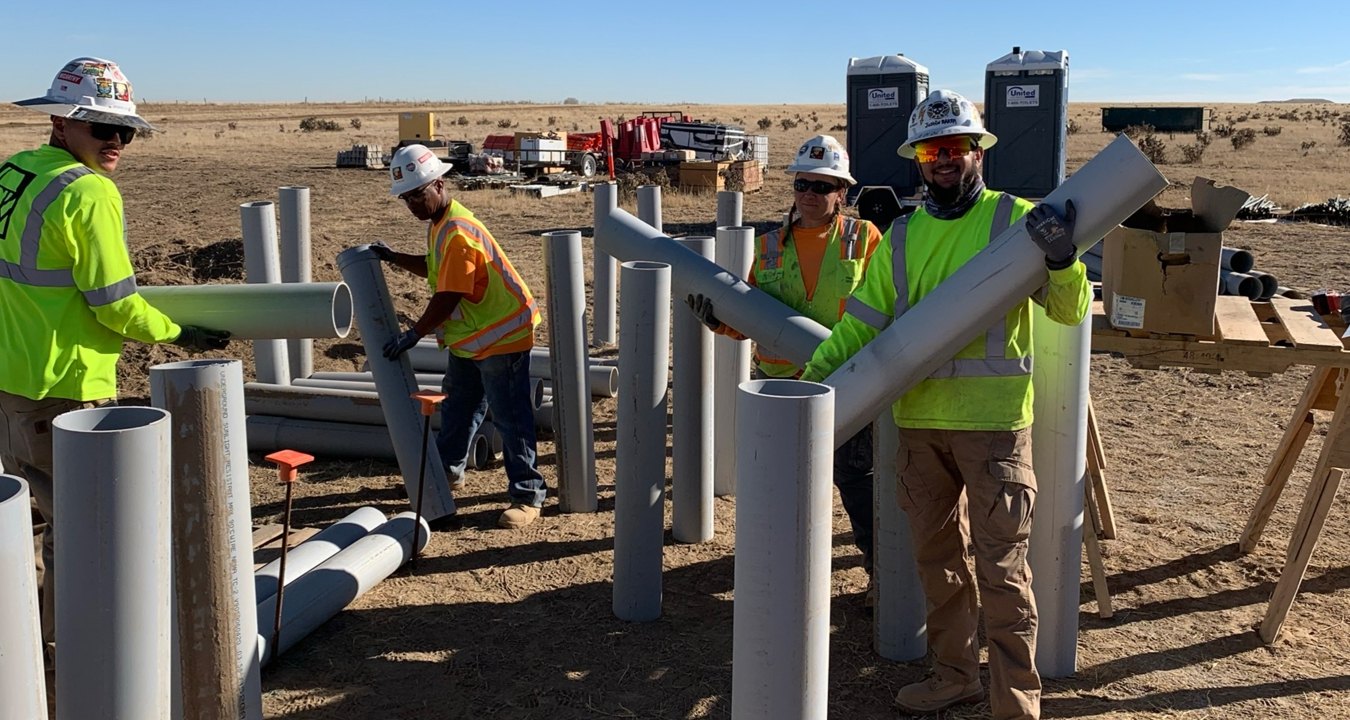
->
<box><xmin>3</xmin><ymin>1</ymin><xmax>1347</xmax><ymax>105</ymax></box>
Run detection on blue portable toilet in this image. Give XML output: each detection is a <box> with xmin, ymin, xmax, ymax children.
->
<box><xmin>982</xmin><ymin>47</ymin><xmax>1069</xmax><ymax>199</ymax></box>
<box><xmin>846</xmin><ymin>54</ymin><xmax>929</xmax><ymax>224</ymax></box>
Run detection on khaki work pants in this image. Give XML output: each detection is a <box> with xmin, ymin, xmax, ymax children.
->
<box><xmin>896</xmin><ymin>427</ymin><xmax>1041</xmax><ymax>720</ymax></box>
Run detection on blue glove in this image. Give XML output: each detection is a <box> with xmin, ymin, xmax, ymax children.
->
<box><xmin>1025</xmin><ymin>199</ymin><xmax>1078</xmax><ymax>271</ymax></box>
<box><xmin>369</xmin><ymin>241</ymin><xmax>397</xmax><ymax>262</ymax></box>
<box><xmin>382</xmin><ymin>328</ymin><xmax>422</xmax><ymax>360</ymax></box>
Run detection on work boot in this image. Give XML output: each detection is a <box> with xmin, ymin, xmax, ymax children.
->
<box><xmin>894</xmin><ymin>676</ymin><xmax>983</xmax><ymax>714</ymax></box>
<box><xmin>498</xmin><ymin>503</ymin><xmax>541</xmax><ymax>529</ymax></box>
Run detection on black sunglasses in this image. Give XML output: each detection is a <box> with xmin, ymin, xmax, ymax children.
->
<box><xmin>793</xmin><ymin>178</ymin><xmax>843</xmax><ymax>195</ymax></box>
<box><xmin>85</xmin><ymin>122</ymin><xmax>136</xmax><ymax>145</ymax></box>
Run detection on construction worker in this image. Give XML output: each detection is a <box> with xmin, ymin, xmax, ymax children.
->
<box><xmin>686</xmin><ymin>134</ymin><xmax>883</xmax><ymax>594</ymax></box>
<box><xmin>0</xmin><ymin>57</ymin><xmax>230</xmax><ymax>658</ymax></box>
<box><xmin>800</xmin><ymin>91</ymin><xmax>1090</xmax><ymax>720</ymax></box>
<box><xmin>372</xmin><ymin>144</ymin><xmax>547</xmax><ymax>529</ymax></box>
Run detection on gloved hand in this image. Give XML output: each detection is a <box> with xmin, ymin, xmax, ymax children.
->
<box><xmin>369</xmin><ymin>241</ymin><xmax>397</xmax><ymax>262</ymax></box>
<box><xmin>382</xmin><ymin>328</ymin><xmax>422</xmax><ymax>360</ymax></box>
<box><xmin>172</xmin><ymin>325</ymin><xmax>231</xmax><ymax>352</ymax></box>
<box><xmin>686</xmin><ymin>293</ymin><xmax>722</xmax><ymax>332</ymax></box>
<box><xmin>1025</xmin><ymin>199</ymin><xmax>1077</xmax><ymax>271</ymax></box>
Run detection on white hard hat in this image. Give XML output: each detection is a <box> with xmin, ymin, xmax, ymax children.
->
<box><xmin>389</xmin><ymin>144</ymin><xmax>448</xmax><ymax>196</ymax></box>
<box><xmin>14</xmin><ymin>57</ymin><xmax>156</xmax><ymax>131</ymax></box>
<box><xmin>897</xmin><ymin>90</ymin><xmax>997</xmax><ymax>159</ymax></box>
<box><xmin>785</xmin><ymin>134</ymin><xmax>855</xmax><ymax>185</ymax></box>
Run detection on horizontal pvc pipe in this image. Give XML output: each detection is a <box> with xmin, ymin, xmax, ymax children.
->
<box><xmin>825</xmin><ymin>135</ymin><xmax>1168</xmax><ymax>441</ymax></box>
<box><xmin>0</xmin><ymin>475</ymin><xmax>46</xmax><ymax>720</ymax></box>
<box><xmin>280</xmin><ymin>186</ymin><xmax>314</xmax><ymax>380</ymax></box>
<box><xmin>255</xmin><ymin>512</ymin><xmax>429</xmax><ymax>666</ymax></box>
<box><xmin>254</xmin><ymin>507</ymin><xmax>387</xmax><ymax>606</ymax></box>
<box><xmin>247</xmin><ymin>415</ymin><xmax>396</xmax><ymax>460</ymax></box>
<box><xmin>1248</xmin><ymin>270</ymin><xmax>1279</xmax><ymax>301</ymax></box>
<box><xmin>535</xmin><ymin>399</ymin><xmax>555</xmax><ymax>430</ymax></box>
<box><xmin>244</xmin><ymin>382</ymin><xmax>385</xmax><ymax>424</ymax></box>
<box><xmin>291</xmin><ymin>377</ymin><xmax>440</xmax><ymax>394</ymax></box>
<box><xmin>1221</xmin><ymin>247</ymin><xmax>1255</xmax><ymax>273</ymax></box>
<box><xmin>537</xmin><ymin>367</ymin><xmax>619</xmax><ymax>399</ymax></box>
<box><xmin>1220</xmin><ymin>269</ymin><xmax>1262</xmax><ymax>300</ymax></box>
<box><xmin>309</xmin><ymin>370</ymin><xmax>446</xmax><ymax>386</ymax></box>
<box><xmin>139</xmin><ymin>283</ymin><xmax>353</xmax><ymax>340</ymax></box>
<box><xmin>467</xmin><ymin>432</ymin><xmax>492</xmax><ymax>471</ymax></box>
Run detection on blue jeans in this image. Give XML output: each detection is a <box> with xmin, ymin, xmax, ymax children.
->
<box><xmin>835</xmin><ymin>422</ymin><xmax>875</xmax><ymax>574</ymax></box>
<box><xmin>437</xmin><ymin>349</ymin><xmax>547</xmax><ymax>507</ymax></box>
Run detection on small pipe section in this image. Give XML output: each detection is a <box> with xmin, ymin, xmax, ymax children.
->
<box><xmin>545</xmin><ymin>230</ymin><xmax>599</xmax><ymax>513</ymax></box>
<box><xmin>1248</xmin><ymin>270</ymin><xmax>1279</xmax><ymax>301</ymax></box>
<box><xmin>716</xmin><ymin>190</ymin><xmax>743</xmax><ymax>228</ymax></box>
<box><xmin>1221</xmin><ymin>246</ymin><xmax>1255</xmax><ymax>273</ymax></box>
<box><xmin>254</xmin><ymin>507</ymin><xmax>386</xmax><ymax>605</ymax></box>
<box><xmin>468</xmin><ymin>432</ymin><xmax>492</xmax><ymax>471</ymax></box>
<box><xmin>279</xmin><ymin>186</ymin><xmax>314</xmax><ymax>379</ymax></box>
<box><xmin>0</xmin><ymin>475</ymin><xmax>47</xmax><ymax>720</ymax></box>
<box><xmin>637</xmin><ymin>185</ymin><xmax>663</xmax><ymax>233</ymax></box>
<box><xmin>592</xmin><ymin>183</ymin><xmax>619</xmax><ymax>347</ymax></box>
<box><xmin>712</xmin><ymin>226</ymin><xmax>755</xmax><ymax>496</ymax></box>
<box><xmin>139</xmin><ymin>283</ymin><xmax>353</xmax><ymax>340</ymax></box>
<box><xmin>240</xmin><ymin>201</ymin><xmax>291</xmax><ymax>385</ymax></box>
<box><xmin>1220</xmin><ymin>269</ymin><xmax>1262</xmax><ymax>300</ymax></box>
<box><xmin>672</xmin><ymin>236</ymin><xmax>715</xmax><ymax>543</ymax></box>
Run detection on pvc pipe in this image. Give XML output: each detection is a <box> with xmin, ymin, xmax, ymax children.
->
<box><xmin>824</xmin><ymin>135</ymin><xmax>1168</xmax><ymax>441</ymax></box>
<box><xmin>246</xmin><ymin>415</ymin><xmax>395</xmax><ymax>460</ymax></box>
<box><xmin>732</xmin><ymin>379</ymin><xmax>833</xmax><ymax>720</ymax></box>
<box><xmin>255</xmin><ymin>512</ymin><xmax>430</xmax><ymax>666</ymax></box>
<box><xmin>713</xmin><ymin>225</ymin><xmax>755</xmax><ymax>496</ymax></box>
<box><xmin>408</xmin><ymin>342</ymin><xmax>616</xmax><ymax>395</ymax></box>
<box><xmin>149</xmin><ymin>359</ymin><xmax>262</xmax><ymax>720</ymax></box>
<box><xmin>1221</xmin><ymin>247</ymin><xmax>1255</xmax><ymax>273</ymax></box>
<box><xmin>1028</xmin><ymin>308</ymin><xmax>1090</xmax><ymax>678</ymax></box>
<box><xmin>308</xmin><ymin>370</ymin><xmax>445</xmax><ymax>386</ymax></box>
<box><xmin>535</xmin><ymin>399</ymin><xmax>555</xmax><ymax>430</ymax></box>
<box><xmin>717</xmin><ymin>190</ymin><xmax>743</xmax><ymax>228</ymax></box>
<box><xmin>279</xmin><ymin>186</ymin><xmax>314</xmax><ymax>380</ymax></box>
<box><xmin>545</xmin><ymin>230</ymin><xmax>599</xmax><ymax>513</ymax></box>
<box><xmin>0</xmin><ymin>475</ymin><xmax>46</xmax><ymax>720</ymax></box>
<box><xmin>1248</xmin><ymin>270</ymin><xmax>1279</xmax><ymax>301</ymax></box>
<box><xmin>53</xmin><ymin>406</ymin><xmax>172</xmax><ymax>720</ymax></box>
<box><xmin>593</xmin><ymin>183</ymin><xmax>618</xmax><ymax>347</ymax></box>
<box><xmin>637</xmin><ymin>185</ymin><xmax>663</xmax><ymax>233</ymax></box>
<box><xmin>1220</xmin><ymin>269</ymin><xmax>1262</xmax><ymax>300</ymax></box>
<box><xmin>337</xmin><ymin>245</ymin><xmax>455</xmax><ymax>520</ymax></box>
<box><xmin>1079</xmin><ymin>252</ymin><xmax>1102</xmax><ymax>278</ymax></box>
<box><xmin>871</xmin><ymin>417</ymin><xmax>927</xmax><ymax>661</ymax></box>
<box><xmin>138</xmin><ymin>282</ymin><xmax>353</xmax><ymax>340</ymax></box>
<box><xmin>240</xmin><ymin>201</ymin><xmax>291</xmax><ymax>385</ymax></box>
<box><xmin>245</xmin><ymin>382</ymin><xmax>382</xmax><ymax>422</ymax></box>
<box><xmin>537</xmin><ymin>365</ymin><xmax>619</xmax><ymax>399</ymax></box>
<box><xmin>292</xmin><ymin>377</ymin><xmax>440</xmax><ymax>394</ymax></box>
<box><xmin>613</xmin><ymin>261</ymin><xmax>671</xmax><ymax>622</ymax></box>
<box><xmin>595</xmin><ymin>208</ymin><xmax>829</xmax><ymax>366</ymax></box>
<box><xmin>672</xmin><ymin>236</ymin><xmax>715</xmax><ymax>543</ymax></box>
<box><xmin>467</xmin><ymin>431</ymin><xmax>492</xmax><ymax>471</ymax></box>
<box><xmin>254</xmin><ymin>507</ymin><xmax>386</xmax><ymax>605</ymax></box>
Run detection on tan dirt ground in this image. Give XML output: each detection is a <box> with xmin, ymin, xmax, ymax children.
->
<box><xmin>3</xmin><ymin>101</ymin><xmax>1349</xmax><ymax>719</ymax></box>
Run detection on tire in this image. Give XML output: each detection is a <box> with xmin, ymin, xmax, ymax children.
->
<box><xmin>577</xmin><ymin>153</ymin><xmax>598</xmax><ymax>178</ymax></box>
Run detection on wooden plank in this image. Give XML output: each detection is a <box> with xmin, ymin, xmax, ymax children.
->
<box><xmin>1270</xmin><ymin>297</ymin><xmax>1346</xmax><ymax>351</ymax></box>
<box><xmin>1213</xmin><ymin>296</ymin><xmax>1270</xmax><ymax>346</ymax></box>
<box><xmin>1086</xmin><ymin>401</ymin><xmax>1117</xmax><ymax>540</ymax></box>
<box><xmin>1083</xmin><ymin>475</ymin><xmax>1114</xmax><ymax>619</ymax></box>
<box><xmin>1259</xmin><ymin>468</ymin><xmax>1344</xmax><ymax>643</ymax></box>
<box><xmin>252</xmin><ymin>526</ymin><xmax>322</xmax><ymax>569</ymax></box>
<box><xmin>251</xmin><ymin>523</ymin><xmax>284</xmax><ymax>550</ymax></box>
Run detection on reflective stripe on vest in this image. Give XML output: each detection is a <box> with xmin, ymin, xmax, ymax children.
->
<box><xmin>431</xmin><ymin>216</ymin><xmax>537</xmax><ymax>355</ymax></box>
<box><xmin>888</xmin><ymin>194</ymin><xmax>1029</xmax><ymax>379</ymax></box>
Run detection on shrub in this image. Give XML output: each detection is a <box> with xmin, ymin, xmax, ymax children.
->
<box><xmin>298</xmin><ymin>116</ymin><xmax>340</xmax><ymax>132</ymax></box>
<box><xmin>756</xmin><ymin>117</ymin><xmax>772</xmax><ymax>130</ymax></box>
<box><xmin>476</xmin><ymin>118</ymin><xmax>490</xmax><ymax>125</ymax></box>
<box><xmin>1122</xmin><ymin>123</ymin><xmax>1155</xmax><ymax>140</ymax></box>
<box><xmin>349</xmin><ymin>118</ymin><xmax>362</xmax><ymax>130</ymax></box>
<box><xmin>1301</xmin><ymin>140</ymin><xmax>1318</xmax><ymax>155</ymax></box>
<box><xmin>830</xmin><ymin>123</ymin><xmax>847</xmax><ymax>132</ymax></box>
<box><xmin>1194</xmin><ymin>131</ymin><xmax>1212</xmax><ymax>146</ymax></box>
<box><xmin>457</xmin><ymin>116</ymin><xmax>469</xmax><ymax>126</ymax></box>
<box><xmin>1212</xmin><ymin>122</ymin><xmax>1235</xmax><ymax>138</ymax></box>
<box><xmin>1178</xmin><ymin>142</ymin><xmax>1206</xmax><ymax>164</ymax></box>
<box><xmin>1262</xmin><ymin>125</ymin><xmax>1281</xmax><ymax>136</ymax></box>
<box><xmin>1137</xmin><ymin>134</ymin><xmax>1167</xmax><ymax>164</ymax></box>
<box><xmin>1067</xmin><ymin>118</ymin><xmax>1081</xmax><ymax>135</ymax></box>
<box><xmin>562</xmin><ymin>97</ymin><xmax>580</xmax><ymax>105</ymax></box>
<box><xmin>779</xmin><ymin>117</ymin><xmax>798</xmax><ymax>131</ymax></box>
<box><xmin>547</xmin><ymin>116</ymin><xmax>558</xmax><ymax>126</ymax></box>
<box><xmin>1339</xmin><ymin>122</ymin><xmax>1350</xmax><ymax>147</ymax></box>
<box><xmin>1230</xmin><ymin>128</ymin><xmax>1257</xmax><ymax>150</ymax></box>
<box><xmin>497</xmin><ymin>118</ymin><xmax>512</xmax><ymax>128</ymax></box>
<box><xmin>226</xmin><ymin>121</ymin><xmax>238</xmax><ymax>131</ymax></box>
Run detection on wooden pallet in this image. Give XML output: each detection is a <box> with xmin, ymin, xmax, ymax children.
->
<box><xmin>251</xmin><ymin>524</ymin><xmax>321</xmax><ymax>569</ymax></box>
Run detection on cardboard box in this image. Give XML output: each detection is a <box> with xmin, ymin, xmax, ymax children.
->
<box><xmin>679</xmin><ymin>160</ymin><xmax>731</xmax><ymax>191</ymax></box>
<box><xmin>1101</xmin><ymin>177</ymin><xmax>1249</xmax><ymax>336</ymax></box>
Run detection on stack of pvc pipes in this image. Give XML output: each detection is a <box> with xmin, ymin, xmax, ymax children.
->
<box><xmin>1080</xmin><ymin>241</ymin><xmax>1289</xmax><ymax>301</ymax></box>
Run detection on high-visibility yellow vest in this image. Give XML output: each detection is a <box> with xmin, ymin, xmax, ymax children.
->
<box><xmin>0</xmin><ymin>145</ymin><xmax>180</xmax><ymax>401</ymax></box>
<box><xmin>425</xmin><ymin>200</ymin><xmax>539</xmax><ymax>359</ymax></box>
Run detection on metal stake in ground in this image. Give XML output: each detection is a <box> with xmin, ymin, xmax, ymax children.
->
<box><xmin>411</xmin><ymin>390</ymin><xmax>447</xmax><ymax>571</ymax></box>
<box><xmin>264</xmin><ymin>449</ymin><xmax>314</xmax><ymax>662</ymax></box>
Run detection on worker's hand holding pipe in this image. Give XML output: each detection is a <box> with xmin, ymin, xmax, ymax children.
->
<box><xmin>1026</xmin><ymin>199</ymin><xmax>1078</xmax><ymax>271</ymax></box>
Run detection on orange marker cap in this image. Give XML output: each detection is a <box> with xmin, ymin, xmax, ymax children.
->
<box><xmin>265</xmin><ymin>449</ymin><xmax>315</xmax><ymax>484</ymax></box>
<box><xmin>412</xmin><ymin>390</ymin><xmax>447</xmax><ymax>417</ymax></box>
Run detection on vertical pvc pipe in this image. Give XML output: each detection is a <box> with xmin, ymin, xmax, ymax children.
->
<box><xmin>254</xmin><ymin>507</ymin><xmax>387</xmax><ymax>605</ymax></box>
<box><xmin>54</xmin><ymin>406</ymin><xmax>172</xmax><ymax>720</ymax></box>
<box><xmin>337</xmin><ymin>245</ymin><xmax>456</xmax><ymax>520</ymax></box>
<box><xmin>871</xmin><ymin>416</ymin><xmax>928</xmax><ymax>661</ymax></box>
<box><xmin>672</xmin><ymin>236</ymin><xmax>714</xmax><ymax>543</ymax></box>
<box><xmin>613</xmin><ymin>261</ymin><xmax>671</xmax><ymax>622</ymax></box>
<box><xmin>637</xmin><ymin>185</ymin><xmax>663</xmax><ymax>233</ymax></box>
<box><xmin>716</xmin><ymin>190</ymin><xmax>743</xmax><ymax>228</ymax></box>
<box><xmin>592</xmin><ymin>183</ymin><xmax>618</xmax><ymax>347</ymax></box>
<box><xmin>239</xmin><ymin>201</ymin><xmax>291</xmax><ymax>386</ymax></box>
<box><xmin>0</xmin><ymin>475</ymin><xmax>46</xmax><ymax>720</ymax></box>
<box><xmin>732</xmin><ymin>379</ymin><xmax>833</xmax><ymax>720</ymax></box>
<box><xmin>713</xmin><ymin>226</ymin><xmax>754</xmax><ymax>496</ymax></box>
<box><xmin>150</xmin><ymin>359</ymin><xmax>262</xmax><ymax>720</ymax></box>
<box><xmin>278</xmin><ymin>186</ymin><xmax>313</xmax><ymax>381</ymax></box>
<box><xmin>1028</xmin><ymin>308</ymin><xmax>1090</xmax><ymax>678</ymax></box>
<box><xmin>544</xmin><ymin>231</ymin><xmax>597</xmax><ymax>513</ymax></box>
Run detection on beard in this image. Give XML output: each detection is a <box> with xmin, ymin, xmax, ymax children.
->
<box><xmin>925</xmin><ymin>166</ymin><xmax>980</xmax><ymax>207</ymax></box>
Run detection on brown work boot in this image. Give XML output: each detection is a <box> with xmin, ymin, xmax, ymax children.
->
<box><xmin>498</xmin><ymin>503</ymin><xmax>541</xmax><ymax>529</ymax></box>
<box><xmin>894</xmin><ymin>676</ymin><xmax>983</xmax><ymax>714</ymax></box>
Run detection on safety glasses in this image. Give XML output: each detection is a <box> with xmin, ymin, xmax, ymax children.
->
<box><xmin>793</xmin><ymin>178</ymin><xmax>843</xmax><ymax>195</ymax></box>
<box><xmin>85</xmin><ymin>121</ymin><xmax>136</xmax><ymax>145</ymax></box>
<box><xmin>912</xmin><ymin>136</ymin><xmax>976</xmax><ymax>163</ymax></box>
<box><xmin>399</xmin><ymin>181</ymin><xmax>436</xmax><ymax>204</ymax></box>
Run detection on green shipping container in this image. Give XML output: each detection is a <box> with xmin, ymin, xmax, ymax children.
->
<box><xmin>1101</xmin><ymin>107</ymin><xmax>1210</xmax><ymax>133</ymax></box>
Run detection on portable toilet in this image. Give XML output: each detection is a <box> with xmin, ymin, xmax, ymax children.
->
<box><xmin>846</xmin><ymin>55</ymin><xmax>929</xmax><ymax>211</ymax></box>
<box><xmin>982</xmin><ymin>47</ymin><xmax>1069</xmax><ymax>199</ymax></box>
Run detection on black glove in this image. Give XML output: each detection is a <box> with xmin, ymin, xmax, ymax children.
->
<box><xmin>382</xmin><ymin>328</ymin><xmax>422</xmax><ymax>360</ymax></box>
<box><xmin>172</xmin><ymin>325</ymin><xmax>231</xmax><ymax>352</ymax></box>
<box><xmin>1025</xmin><ymin>199</ymin><xmax>1078</xmax><ymax>271</ymax></box>
<box><xmin>369</xmin><ymin>241</ymin><xmax>397</xmax><ymax>262</ymax></box>
<box><xmin>686</xmin><ymin>293</ymin><xmax>721</xmax><ymax>332</ymax></box>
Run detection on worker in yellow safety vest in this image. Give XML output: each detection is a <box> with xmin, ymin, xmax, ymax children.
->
<box><xmin>0</xmin><ymin>57</ymin><xmax>230</xmax><ymax>660</ymax></box>
<box><xmin>800</xmin><ymin>91</ymin><xmax>1090</xmax><ymax>720</ymax></box>
<box><xmin>373</xmin><ymin>144</ymin><xmax>547</xmax><ymax>530</ymax></box>
<box><xmin>685</xmin><ymin>134</ymin><xmax>884</xmax><ymax>596</ymax></box>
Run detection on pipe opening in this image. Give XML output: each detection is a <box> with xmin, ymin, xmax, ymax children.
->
<box><xmin>153</xmin><ymin>358</ymin><xmax>238</xmax><ymax>372</ymax></box>
<box><xmin>620</xmin><ymin>261</ymin><xmax>670</xmax><ymax>272</ymax></box>
<box><xmin>740</xmin><ymin>378</ymin><xmax>834</xmax><ymax>399</ymax></box>
<box><xmin>331</xmin><ymin>283</ymin><xmax>354</xmax><ymax>337</ymax></box>
<box><xmin>52</xmin><ymin>405</ymin><xmax>169</xmax><ymax>433</ymax></box>
<box><xmin>240</xmin><ymin>201</ymin><xmax>274</xmax><ymax>209</ymax></box>
<box><xmin>0</xmin><ymin>475</ymin><xmax>27</xmax><ymax>505</ymax></box>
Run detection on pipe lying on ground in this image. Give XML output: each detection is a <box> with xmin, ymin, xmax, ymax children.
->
<box><xmin>240</xmin><ymin>201</ymin><xmax>291</xmax><ymax>385</ymax></box>
<box><xmin>537</xmin><ymin>366</ymin><xmax>619</xmax><ymax>400</ymax></box>
<box><xmin>1248</xmin><ymin>270</ymin><xmax>1279</xmax><ymax>301</ymax></box>
<box><xmin>545</xmin><ymin>230</ymin><xmax>598</xmax><ymax>513</ymax></box>
<box><xmin>279</xmin><ymin>186</ymin><xmax>314</xmax><ymax>379</ymax></box>
<box><xmin>254</xmin><ymin>507</ymin><xmax>387</xmax><ymax>605</ymax></box>
<box><xmin>671</xmin><ymin>236</ymin><xmax>715</xmax><ymax>544</ymax></box>
<box><xmin>593</xmin><ymin>183</ymin><xmax>619</xmax><ymax>347</ymax></box>
<box><xmin>468</xmin><ymin>431</ymin><xmax>493</xmax><ymax>471</ymax></box>
<box><xmin>245</xmin><ymin>383</ymin><xmax>385</xmax><ymax>425</ymax></box>
<box><xmin>713</xmin><ymin>226</ymin><xmax>755</xmax><ymax>497</ymax></box>
<box><xmin>139</xmin><ymin>282</ymin><xmax>353</xmax><ymax>340</ymax></box>
<box><xmin>292</xmin><ymin>377</ymin><xmax>440</xmax><ymax>394</ymax></box>
<box><xmin>0</xmin><ymin>475</ymin><xmax>47</xmax><ymax>720</ymax></box>
<box><xmin>535</xmin><ymin>398</ymin><xmax>555</xmax><ymax>431</ymax></box>
<box><xmin>1221</xmin><ymin>247</ymin><xmax>1255</xmax><ymax>273</ymax></box>
<box><xmin>247</xmin><ymin>415</ymin><xmax>396</xmax><ymax>460</ymax></box>
<box><xmin>1221</xmin><ymin>269</ymin><xmax>1262</xmax><ymax>300</ymax></box>
<box><xmin>871</xmin><ymin>417</ymin><xmax>927</xmax><ymax>662</ymax></box>
<box><xmin>405</xmin><ymin>343</ymin><xmax>618</xmax><ymax>397</ymax></box>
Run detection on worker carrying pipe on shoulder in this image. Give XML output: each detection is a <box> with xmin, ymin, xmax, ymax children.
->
<box><xmin>371</xmin><ymin>144</ymin><xmax>548</xmax><ymax>530</ymax></box>
<box><xmin>685</xmin><ymin>134</ymin><xmax>884</xmax><ymax>602</ymax></box>
<box><xmin>0</xmin><ymin>57</ymin><xmax>230</xmax><ymax>664</ymax></box>
<box><xmin>800</xmin><ymin>91</ymin><xmax>1091</xmax><ymax>720</ymax></box>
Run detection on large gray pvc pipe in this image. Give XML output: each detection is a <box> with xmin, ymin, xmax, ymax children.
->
<box><xmin>537</xmin><ymin>365</ymin><xmax>619</xmax><ymax>398</ymax></box>
<box><xmin>717</xmin><ymin>190</ymin><xmax>743</xmax><ymax>228</ymax></box>
<box><xmin>279</xmin><ymin>186</ymin><xmax>314</xmax><ymax>380</ymax></box>
<box><xmin>1221</xmin><ymin>247</ymin><xmax>1255</xmax><ymax>273</ymax></box>
<box><xmin>544</xmin><ymin>230</ymin><xmax>598</xmax><ymax>513</ymax></box>
<box><xmin>732</xmin><ymin>380</ymin><xmax>833</xmax><ymax>720</ymax></box>
<box><xmin>407</xmin><ymin>342</ymin><xmax>617</xmax><ymax>395</ymax></box>
<box><xmin>672</xmin><ymin>236</ymin><xmax>715</xmax><ymax>543</ymax></box>
<box><xmin>0</xmin><ymin>475</ymin><xmax>47</xmax><ymax>720</ymax></box>
<box><xmin>53</xmin><ymin>406</ymin><xmax>172</xmax><ymax>720</ymax></box>
<box><xmin>824</xmin><ymin>135</ymin><xmax>1168</xmax><ymax>441</ymax></box>
<box><xmin>255</xmin><ymin>512</ymin><xmax>430</xmax><ymax>666</ymax></box>
<box><xmin>613</xmin><ymin>261</ymin><xmax>671</xmax><ymax>622</ymax></box>
<box><xmin>337</xmin><ymin>245</ymin><xmax>455</xmax><ymax>520</ymax></box>
<box><xmin>713</xmin><ymin>226</ymin><xmax>755</xmax><ymax>497</ymax></box>
<box><xmin>240</xmin><ymin>201</ymin><xmax>291</xmax><ymax>385</ymax></box>
<box><xmin>254</xmin><ymin>506</ymin><xmax>387</xmax><ymax>606</ymax></box>
<box><xmin>246</xmin><ymin>415</ymin><xmax>396</xmax><ymax>460</ymax></box>
<box><xmin>871</xmin><ymin>417</ymin><xmax>927</xmax><ymax>661</ymax></box>
<box><xmin>1028</xmin><ymin>309</ymin><xmax>1091</xmax><ymax>678</ymax></box>
<box><xmin>593</xmin><ymin>183</ymin><xmax>619</xmax><ymax>347</ymax></box>
<box><xmin>292</xmin><ymin>377</ymin><xmax>440</xmax><ymax>394</ymax></box>
<box><xmin>139</xmin><ymin>283</ymin><xmax>353</xmax><ymax>340</ymax></box>
<box><xmin>1221</xmin><ymin>269</ymin><xmax>1262</xmax><ymax>299</ymax></box>
<box><xmin>637</xmin><ymin>185</ymin><xmax>663</xmax><ymax>233</ymax></box>
<box><xmin>1248</xmin><ymin>270</ymin><xmax>1279</xmax><ymax>300</ymax></box>
<box><xmin>150</xmin><ymin>359</ymin><xmax>262</xmax><ymax>720</ymax></box>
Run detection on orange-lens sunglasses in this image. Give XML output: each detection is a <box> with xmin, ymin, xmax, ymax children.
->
<box><xmin>912</xmin><ymin>136</ymin><xmax>976</xmax><ymax>163</ymax></box>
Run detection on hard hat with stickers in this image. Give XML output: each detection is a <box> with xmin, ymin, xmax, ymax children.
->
<box><xmin>13</xmin><ymin>57</ymin><xmax>156</xmax><ymax>131</ymax></box>
<box><xmin>897</xmin><ymin>90</ymin><xmax>997</xmax><ymax>159</ymax></box>
<box><xmin>388</xmin><ymin>144</ymin><xmax>448</xmax><ymax>196</ymax></box>
<box><xmin>784</xmin><ymin>134</ymin><xmax>855</xmax><ymax>186</ymax></box>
